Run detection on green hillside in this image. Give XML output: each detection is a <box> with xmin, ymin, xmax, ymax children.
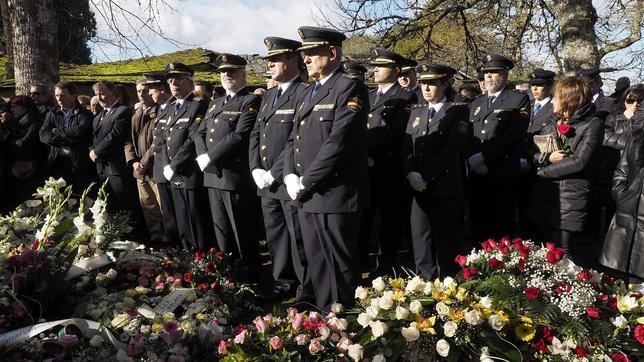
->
<box><xmin>0</xmin><ymin>48</ymin><xmax>266</xmax><ymax>86</ymax></box>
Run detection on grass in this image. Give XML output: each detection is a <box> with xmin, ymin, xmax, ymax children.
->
<box><xmin>0</xmin><ymin>48</ymin><xmax>266</xmax><ymax>87</ymax></box>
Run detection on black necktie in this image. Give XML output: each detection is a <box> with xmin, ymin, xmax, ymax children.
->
<box><xmin>428</xmin><ymin>107</ymin><xmax>436</xmax><ymax>119</ymax></box>
<box><xmin>273</xmin><ymin>87</ymin><xmax>282</xmax><ymax>107</ymax></box>
<box><xmin>174</xmin><ymin>102</ymin><xmax>181</xmax><ymax>115</ymax></box>
<box><xmin>488</xmin><ymin>96</ymin><xmax>496</xmax><ymax>108</ymax></box>
<box><xmin>374</xmin><ymin>90</ymin><xmax>383</xmax><ymax>105</ymax></box>
<box><xmin>534</xmin><ymin>103</ymin><xmax>542</xmax><ymax>115</ymax></box>
<box><xmin>310</xmin><ymin>81</ymin><xmax>321</xmax><ymax>100</ymax></box>
<box><xmin>224</xmin><ymin>95</ymin><xmax>231</xmax><ymax>104</ymax></box>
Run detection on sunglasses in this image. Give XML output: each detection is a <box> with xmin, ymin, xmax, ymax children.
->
<box><xmin>625</xmin><ymin>97</ymin><xmax>642</xmax><ymax>105</ymax></box>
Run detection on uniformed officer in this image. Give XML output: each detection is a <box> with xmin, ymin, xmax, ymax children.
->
<box><xmin>161</xmin><ymin>62</ymin><xmax>212</xmax><ymax>250</ymax></box>
<box><xmin>577</xmin><ymin>69</ymin><xmax>616</xmax><ymax>121</ymax></box>
<box><xmin>147</xmin><ymin>72</ymin><xmax>179</xmax><ymax>245</ymax></box>
<box><xmin>342</xmin><ymin>62</ymin><xmax>368</xmax><ymax>82</ymax></box>
<box><xmin>359</xmin><ymin>48</ymin><xmax>417</xmax><ymax>275</ymax></box>
<box><xmin>283</xmin><ymin>26</ymin><xmax>370</xmax><ymax>311</ymax></box>
<box><xmin>193</xmin><ymin>53</ymin><xmax>262</xmax><ymax>278</ymax></box>
<box><xmin>398</xmin><ymin>58</ymin><xmax>422</xmax><ymax>101</ymax></box>
<box><xmin>467</xmin><ymin>54</ymin><xmax>530</xmax><ymax>242</ymax></box>
<box><xmin>402</xmin><ymin>63</ymin><xmax>472</xmax><ymax>279</ymax></box>
<box><xmin>249</xmin><ymin>37</ymin><xmax>313</xmax><ymax>300</ymax></box>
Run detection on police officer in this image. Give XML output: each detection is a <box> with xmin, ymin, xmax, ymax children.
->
<box><xmin>359</xmin><ymin>48</ymin><xmax>417</xmax><ymax>275</ymax></box>
<box><xmin>283</xmin><ymin>26</ymin><xmax>370</xmax><ymax>311</ymax></box>
<box><xmin>467</xmin><ymin>54</ymin><xmax>530</xmax><ymax>242</ymax></box>
<box><xmin>398</xmin><ymin>58</ymin><xmax>422</xmax><ymax>101</ymax></box>
<box><xmin>147</xmin><ymin>72</ymin><xmax>180</xmax><ymax>245</ymax></box>
<box><xmin>249</xmin><ymin>37</ymin><xmax>313</xmax><ymax>300</ymax></box>
<box><xmin>193</xmin><ymin>54</ymin><xmax>262</xmax><ymax>277</ymax></box>
<box><xmin>402</xmin><ymin>63</ymin><xmax>471</xmax><ymax>279</ymax></box>
<box><xmin>162</xmin><ymin>62</ymin><xmax>212</xmax><ymax>250</ymax></box>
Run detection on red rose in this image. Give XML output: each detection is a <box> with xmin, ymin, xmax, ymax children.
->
<box><xmin>532</xmin><ymin>339</ymin><xmax>548</xmax><ymax>353</ymax></box>
<box><xmin>575</xmin><ymin>346</ymin><xmax>588</xmax><ymax>358</ymax></box>
<box><xmin>541</xmin><ymin>327</ymin><xmax>554</xmax><ymax>343</ymax></box>
<box><xmin>481</xmin><ymin>239</ymin><xmax>496</xmax><ymax>253</ymax></box>
<box><xmin>454</xmin><ymin>255</ymin><xmax>468</xmax><ymax>267</ymax></box>
<box><xmin>602</xmin><ymin>274</ymin><xmax>615</xmax><ymax>285</ymax></box>
<box><xmin>194</xmin><ymin>251</ymin><xmax>206</xmax><ymax>261</ymax></box>
<box><xmin>545</xmin><ymin>243</ymin><xmax>566</xmax><ymax>264</ymax></box>
<box><xmin>557</xmin><ymin>123</ymin><xmax>571</xmax><ymax>136</ymax></box>
<box><xmin>198</xmin><ymin>283</ymin><xmax>209</xmax><ymax>292</ymax></box>
<box><xmin>462</xmin><ymin>267</ymin><xmax>478</xmax><ymax>280</ymax></box>
<box><xmin>210</xmin><ymin>282</ymin><xmax>218</xmax><ymax>291</ymax></box>
<box><xmin>608</xmin><ymin>297</ymin><xmax>617</xmax><ymax>310</ymax></box>
<box><xmin>497</xmin><ymin>244</ymin><xmax>510</xmax><ymax>255</ymax></box>
<box><xmin>634</xmin><ymin>324</ymin><xmax>644</xmax><ymax>345</ymax></box>
<box><xmin>31</xmin><ymin>240</ymin><xmax>40</xmax><ymax>250</ymax></box>
<box><xmin>597</xmin><ymin>294</ymin><xmax>609</xmax><ymax>303</ymax></box>
<box><xmin>524</xmin><ymin>287</ymin><xmax>541</xmax><ymax>299</ymax></box>
<box><xmin>611</xmin><ymin>353</ymin><xmax>630</xmax><ymax>362</ymax></box>
<box><xmin>518</xmin><ymin>258</ymin><xmax>526</xmax><ymax>270</ymax></box>
<box><xmin>577</xmin><ymin>269</ymin><xmax>593</xmax><ymax>281</ymax></box>
<box><xmin>586</xmin><ymin>307</ymin><xmax>601</xmax><ymax>319</ymax></box>
<box><xmin>209</xmin><ymin>247</ymin><xmax>219</xmax><ymax>254</ymax></box>
<box><xmin>205</xmin><ymin>262</ymin><xmax>214</xmax><ymax>273</ymax></box>
<box><xmin>183</xmin><ymin>272</ymin><xmax>192</xmax><ymax>282</ymax></box>
<box><xmin>488</xmin><ymin>258</ymin><xmax>504</xmax><ymax>270</ymax></box>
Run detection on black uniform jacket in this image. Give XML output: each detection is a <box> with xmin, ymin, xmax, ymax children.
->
<box><xmin>469</xmin><ymin>88</ymin><xmax>531</xmax><ymax>185</ymax></box>
<box><xmin>250</xmin><ymin>78</ymin><xmax>307</xmax><ymax>200</ymax></box>
<box><xmin>151</xmin><ymin>97</ymin><xmax>176</xmax><ymax>184</ymax></box>
<box><xmin>402</xmin><ymin>101</ymin><xmax>472</xmax><ymax>199</ymax></box>
<box><xmin>92</xmin><ymin>103</ymin><xmax>132</xmax><ymax>176</ymax></box>
<box><xmin>284</xmin><ymin>70</ymin><xmax>370</xmax><ymax>213</ymax></box>
<box><xmin>163</xmin><ymin>93</ymin><xmax>208</xmax><ymax>189</ymax></box>
<box><xmin>193</xmin><ymin>87</ymin><xmax>261</xmax><ymax>191</ymax></box>
<box><xmin>528</xmin><ymin>99</ymin><xmax>554</xmax><ymax>135</ymax></box>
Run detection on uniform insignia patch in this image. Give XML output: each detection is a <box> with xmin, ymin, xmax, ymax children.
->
<box><xmin>412</xmin><ymin>118</ymin><xmax>420</xmax><ymax>128</ymax></box>
<box><xmin>209</xmin><ymin>104</ymin><xmax>217</xmax><ymax>113</ymax></box>
<box><xmin>313</xmin><ymin>104</ymin><xmax>335</xmax><ymax>111</ymax></box>
<box><xmin>276</xmin><ymin>109</ymin><xmax>295</xmax><ymax>114</ymax></box>
<box><xmin>249</xmin><ymin>106</ymin><xmax>258</xmax><ymax>113</ymax></box>
<box><xmin>474</xmin><ymin>106</ymin><xmax>481</xmax><ymax>115</ymax></box>
<box><xmin>195</xmin><ymin>116</ymin><xmax>203</xmax><ymax>124</ymax></box>
<box><xmin>347</xmin><ymin>97</ymin><xmax>363</xmax><ymax>112</ymax></box>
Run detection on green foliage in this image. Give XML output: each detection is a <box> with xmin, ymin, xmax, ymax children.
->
<box><xmin>55</xmin><ymin>0</ymin><xmax>97</xmax><ymax>64</ymax></box>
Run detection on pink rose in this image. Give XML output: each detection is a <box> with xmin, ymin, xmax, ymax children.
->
<box><xmin>295</xmin><ymin>334</ymin><xmax>309</xmax><ymax>346</ymax></box>
<box><xmin>292</xmin><ymin>312</ymin><xmax>303</xmax><ymax>330</ymax></box>
<box><xmin>269</xmin><ymin>336</ymin><xmax>283</xmax><ymax>350</ymax></box>
<box><xmin>233</xmin><ymin>330</ymin><xmax>246</xmax><ymax>344</ymax></box>
<box><xmin>218</xmin><ymin>340</ymin><xmax>228</xmax><ymax>355</ymax></box>
<box><xmin>308</xmin><ymin>338</ymin><xmax>325</xmax><ymax>354</ymax></box>
<box><xmin>253</xmin><ymin>316</ymin><xmax>268</xmax><ymax>334</ymax></box>
<box><xmin>336</xmin><ymin>335</ymin><xmax>352</xmax><ymax>353</ymax></box>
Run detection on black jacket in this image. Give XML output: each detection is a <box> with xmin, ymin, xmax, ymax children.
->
<box><xmin>529</xmin><ymin>103</ymin><xmax>602</xmax><ymax>231</ymax></box>
<box><xmin>1</xmin><ymin>111</ymin><xmax>46</xmax><ymax>177</ymax></box>
<box><xmin>151</xmin><ymin>97</ymin><xmax>176</xmax><ymax>184</ymax></box>
<box><xmin>193</xmin><ymin>87</ymin><xmax>261</xmax><ymax>191</ymax></box>
<box><xmin>91</xmin><ymin>103</ymin><xmax>132</xmax><ymax>177</ymax></box>
<box><xmin>527</xmin><ymin>99</ymin><xmax>554</xmax><ymax>136</ymax></box>
<box><xmin>250</xmin><ymin>80</ymin><xmax>306</xmax><ymax>200</ymax></box>
<box><xmin>596</xmin><ymin>112</ymin><xmax>634</xmax><ymax>204</ymax></box>
<box><xmin>284</xmin><ymin>70</ymin><xmax>370</xmax><ymax>213</ymax></box>
<box><xmin>402</xmin><ymin>101</ymin><xmax>472</xmax><ymax>199</ymax></box>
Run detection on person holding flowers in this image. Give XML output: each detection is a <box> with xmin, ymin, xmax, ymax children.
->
<box><xmin>529</xmin><ymin>76</ymin><xmax>602</xmax><ymax>249</ymax></box>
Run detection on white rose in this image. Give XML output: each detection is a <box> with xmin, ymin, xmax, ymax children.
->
<box><xmin>372</xmin><ymin>354</ymin><xmax>386</xmax><ymax>362</ymax></box>
<box><xmin>479</xmin><ymin>296</ymin><xmax>492</xmax><ymax>309</ymax></box>
<box><xmin>480</xmin><ymin>346</ymin><xmax>493</xmax><ymax>362</ymax></box>
<box><xmin>347</xmin><ymin>343</ymin><xmax>364</xmax><ymax>362</ymax></box>
<box><xmin>443</xmin><ymin>277</ymin><xmax>455</xmax><ymax>287</ymax></box>
<box><xmin>372</xmin><ymin>277</ymin><xmax>386</xmax><ymax>292</ymax></box>
<box><xmin>487</xmin><ymin>314</ymin><xmax>505</xmax><ymax>331</ymax></box>
<box><xmin>366</xmin><ymin>306</ymin><xmax>379</xmax><ymax>319</ymax></box>
<box><xmin>318</xmin><ymin>326</ymin><xmax>330</xmax><ymax>340</ymax></box>
<box><xmin>422</xmin><ymin>282</ymin><xmax>433</xmax><ymax>295</ymax></box>
<box><xmin>337</xmin><ymin>318</ymin><xmax>348</xmax><ymax>331</ymax></box>
<box><xmin>409</xmin><ymin>300</ymin><xmax>422</xmax><ymax>314</ymax></box>
<box><xmin>395</xmin><ymin>306</ymin><xmax>410</xmax><ymax>320</ymax></box>
<box><xmin>464</xmin><ymin>310</ymin><xmax>483</xmax><ymax>325</ymax></box>
<box><xmin>436</xmin><ymin>339</ymin><xmax>450</xmax><ymax>357</ymax></box>
<box><xmin>331</xmin><ymin>303</ymin><xmax>343</xmax><ymax>313</ymax></box>
<box><xmin>355</xmin><ymin>287</ymin><xmax>368</xmax><ymax>301</ymax></box>
<box><xmin>443</xmin><ymin>321</ymin><xmax>458</xmax><ymax>337</ymax></box>
<box><xmin>617</xmin><ymin>295</ymin><xmax>638</xmax><ymax>313</ymax></box>
<box><xmin>611</xmin><ymin>315</ymin><xmax>628</xmax><ymax>329</ymax></box>
<box><xmin>369</xmin><ymin>320</ymin><xmax>388</xmax><ymax>338</ymax></box>
<box><xmin>405</xmin><ymin>276</ymin><xmax>425</xmax><ymax>293</ymax></box>
<box><xmin>401</xmin><ymin>324</ymin><xmax>420</xmax><ymax>342</ymax></box>
<box><xmin>77</xmin><ymin>244</ymin><xmax>89</xmax><ymax>256</ymax></box>
<box><xmin>435</xmin><ymin>302</ymin><xmax>450</xmax><ymax>316</ymax></box>
<box><xmin>89</xmin><ymin>334</ymin><xmax>104</xmax><ymax>347</ymax></box>
<box><xmin>357</xmin><ymin>313</ymin><xmax>372</xmax><ymax>328</ymax></box>
<box><xmin>378</xmin><ymin>295</ymin><xmax>394</xmax><ymax>310</ymax></box>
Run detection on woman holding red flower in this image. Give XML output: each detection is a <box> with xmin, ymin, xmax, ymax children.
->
<box><xmin>529</xmin><ymin>76</ymin><xmax>602</xmax><ymax>250</ymax></box>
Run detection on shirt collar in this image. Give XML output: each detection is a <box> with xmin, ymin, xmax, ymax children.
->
<box><xmin>535</xmin><ymin>97</ymin><xmax>551</xmax><ymax>107</ymax></box>
<box><xmin>61</xmin><ymin>103</ymin><xmax>77</xmax><ymax>115</ymax></box>
<box><xmin>592</xmin><ymin>92</ymin><xmax>600</xmax><ymax>103</ymax></box>
<box><xmin>427</xmin><ymin>97</ymin><xmax>447</xmax><ymax>112</ymax></box>
<box><xmin>104</xmin><ymin>100</ymin><xmax>118</xmax><ymax>112</ymax></box>
<box><xmin>378</xmin><ymin>83</ymin><xmax>396</xmax><ymax>94</ymax></box>
<box><xmin>279</xmin><ymin>75</ymin><xmax>300</xmax><ymax>93</ymax></box>
<box><xmin>318</xmin><ymin>67</ymin><xmax>340</xmax><ymax>86</ymax></box>
<box><xmin>489</xmin><ymin>89</ymin><xmax>503</xmax><ymax>98</ymax></box>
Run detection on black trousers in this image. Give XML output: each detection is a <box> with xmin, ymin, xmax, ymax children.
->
<box><xmin>157</xmin><ymin>181</ymin><xmax>179</xmax><ymax>244</ymax></box>
<box><xmin>299</xmin><ymin>210</ymin><xmax>361</xmax><ymax>311</ymax></box>
<box><xmin>260</xmin><ymin>197</ymin><xmax>313</xmax><ymax>299</ymax></box>
<box><xmin>358</xmin><ymin>176</ymin><xmax>403</xmax><ymax>273</ymax></box>
<box><xmin>171</xmin><ymin>186</ymin><xmax>212</xmax><ymax>250</ymax></box>
<box><xmin>469</xmin><ymin>176</ymin><xmax>518</xmax><ymax>243</ymax></box>
<box><xmin>208</xmin><ymin>188</ymin><xmax>260</xmax><ymax>274</ymax></box>
<box><xmin>411</xmin><ymin>195</ymin><xmax>464</xmax><ymax>279</ymax></box>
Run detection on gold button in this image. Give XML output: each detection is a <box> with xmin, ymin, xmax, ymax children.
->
<box><xmin>319</xmin><ymin>117</ymin><xmax>323</xmax><ymax>121</ymax></box>
<box><xmin>169</xmin><ymin>127</ymin><xmax>173</xmax><ymax>131</ymax></box>
<box><xmin>296</xmin><ymin>135</ymin><xmax>301</xmax><ymax>140</ymax></box>
<box><xmin>481</xmin><ymin>130</ymin><xmax>486</xmax><ymax>134</ymax></box>
<box><xmin>368</xmin><ymin>114</ymin><xmax>372</xmax><ymax>117</ymax></box>
<box><xmin>367</xmin><ymin>123</ymin><xmax>370</xmax><ymax>128</ymax></box>
<box><xmin>296</xmin><ymin>163</ymin><xmax>301</xmax><ymax>167</ymax></box>
<box><xmin>300</xmin><ymin>121</ymin><xmax>305</xmax><ymax>125</ymax></box>
<box><xmin>209</xmin><ymin>138</ymin><xmax>213</xmax><ymax>142</ymax></box>
<box><xmin>261</xmin><ymin>145</ymin><xmax>266</xmax><ymax>150</ymax></box>
<box><xmin>484</xmin><ymin>120</ymin><xmax>488</xmax><ymax>124</ymax></box>
<box><xmin>214</xmin><ymin>119</ymin><xmax>219</xmax><ymax>123</ymax></box>
<box><xmin>262</xmin><ymin>157</ymin><xmax>267</xmax><ymax>161</ymax></box>
<box><xmin>263</xmin><ymin>133</ymin><xmax>267</xmax><ymax>138</ymax></box>
<box><xmin>167</xmin><ymin>137</ymin><xmax>172</xmax><ymax>141</ymax></box>
<box><xmin>296</xmin><ymin>148</ymin><xmax>300</xmax><ymax>153</ymax></box>
<box><xmin>210</xmin><ymin>129</ymin><xmax>215</xmax><ymax>133</ymax></box>
<box><xmin>422</xmin><ymin>131</ymin><xmax>426</xmax><ymax>135</ymax></box>
<box><xmin>280</xmin><ymin>120</ymin><xmax>284</xmax><ymax>123</ymax></box>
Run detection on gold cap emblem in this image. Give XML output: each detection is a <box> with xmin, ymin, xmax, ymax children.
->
<box><xmin>298</xmin><ymin>29</ymin><xmax>304</xmax><ymax>38</ymax></box>
<box><xmin>265</xmin><ymin>39</ymin><xmax>273</xmax><ymax>49</ymax></box>
<box><xmin>221</xmin><ymin>55</ymin><xmax>228</xmax><ymax>63</ymax></box>
<box><xmin>169</xmin><ymin>63</ymin><xmax>175</xmax><ymax>70</ymax></box>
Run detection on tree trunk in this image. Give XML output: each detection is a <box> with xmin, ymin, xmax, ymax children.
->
<box><xmin>553</xmin><ymin>0</ymin><xmax>601</xmax><ymax>71</ymax></box>
<box><xmin>6</xmin><ymin>0</ymin><xmax>58</xmax><ymax>94</ymax></box>
<box><xmin>0</xmin><ymin>0</ymin><xmax>13</xmax><ymax>79</ymax></box>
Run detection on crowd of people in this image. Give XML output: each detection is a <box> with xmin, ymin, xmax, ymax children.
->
<box><xmin>0</xmin><ymin>26</ymin><xmax>642</xmax><ymax>312</ymax></box>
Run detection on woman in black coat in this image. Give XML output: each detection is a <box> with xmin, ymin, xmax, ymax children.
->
<box><xmin>600</xmin><ymin>102</ymin><xmax>644</xmax><ymax>282</ymax></box>
<box><xmin>529</xmin><ymin>76</ymin><xmax>602</xmax><ymax>249</ymax></box>
<box><xmin>0</xmin><ymin>95</ymin><xmax>47</xmax><ymax>209</ymax></box>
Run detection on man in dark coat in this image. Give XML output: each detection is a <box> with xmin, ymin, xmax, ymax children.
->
<box><xmin>249</xmin><ymin>37</ymin><xmax>313</xmax><ymax>300</ymax></box>
<box><xmin>30</xmin><ymin>84</ymin><xmax>55</xmax><ymax>120</ymax></box>
<box><xmin>283</xmin><ymin>26</ymin><xmax>370</xmax><ymax>311</ymax></box>
<box><xmin>577</xmin><ymin>69</ymin><xmax>616</xmax><ymax>121</ymax></box>
<box><xmin>398</xmin><ymin>58</ymin><xmax>423</xmax><ymax>103</ymax></box>
<box><xmin>193</xmin><ymin>53</ymin><xmax>262</xmax><ymax>276</ymax></box>
<box><xmin>90</xmin><ymin>81</ymin><xmax>140</xmax><ymax>217</ymax></box>
<box><xmin>402</xmin><ymin>63</ymin><xmax>472</xmax><ymax>279</ymax></box>
<box><xmin>467</xmin><ymin>54</ymin><xmax>531</xmax><ymax>242</ymax></box>
<box><xmin>161</xmin><ymin>62</ymin><xmax>212</xmax><ymax>250</ymax></box>
<box><xmin>39</xmin><ymin>81</ymin><xmax>96</xmax><ymax>194</ymax></box>
<box><xmin>359</xmin><ymin>48</ymin><xmax>417</xmax><ymax>275</ymax></box>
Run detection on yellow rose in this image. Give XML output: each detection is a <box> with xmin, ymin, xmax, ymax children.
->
<box><xmin>151</xmin><ymin>323</ymin><xmax>164</xmax><ymax>333</ymax></box>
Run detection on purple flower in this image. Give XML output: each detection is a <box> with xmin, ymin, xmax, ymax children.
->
<box><xmin>58</xmin><ymin>334</ymin><xmax>78</xmax><ymax>348</ymax></box>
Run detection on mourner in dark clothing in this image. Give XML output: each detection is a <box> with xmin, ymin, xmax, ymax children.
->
<box><xmin>530</xmin><ymin>76</ymin><xmax>602</xmax><ymax>249</ymax></box>
<box><xmin>401</xmin><ymin>63</ymin><xmax>472</xmax><ymax>280</ymax></box>
<box><xmin>601</xmin><ymin>102</ymin><xmax>644</xmax><ymax>283</ymax></box>
<box><xmin>30</xmin><ymin>84</ymin><xmax>55</xmax><ymax>120</ymax></box>
<box><xmin>39</xmin><ymin>81</ymin><xmax>96</xmax><ymax>194</ymax></box>
<box><xmin>1</xmin><ymin>96</ymin><xmax>46</xmax><ymax>208</ymax></box>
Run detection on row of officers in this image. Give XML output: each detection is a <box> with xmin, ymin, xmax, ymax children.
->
<box><xmin>5</xmin><ymin>26</ymin><xmax>641</xmax><ymax>311</ymax></box>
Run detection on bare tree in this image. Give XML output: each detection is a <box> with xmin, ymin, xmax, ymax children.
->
<box><xmin>321</xmin><ymin>0</ymin><xmax>644</xmax><ymax>76</ymax></box>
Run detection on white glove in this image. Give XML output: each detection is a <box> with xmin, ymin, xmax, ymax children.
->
<box><xmin>163</xmin><ymin>165</ymin><xmax>175</xmax><ymax>182</ymax></box>
<box><xmin>368</xmin><ymin>157</ymin><xmax>375</xmax><ymax>167</ymax></box>
<box><xmin>519</xmin><ymin>158</ymin><xmax>530</xmax><ymax>171</ymax></box>
<box><xmin>252</xmin><ymin>169</ymin><xmax>268</xmax><ymax>189</ymax></box>
<box><xmin>196</xmin><ymin>154</ymin><xmax>211</xmax><ymax>171</ymax></box>
<box><xmin>284</xmin><ymin>173</ymin><xmax>303</xmax><ymax>200</ymax></box>
<box><xmin>262</xmin><ymin>170</ymin><xmax>275</xmax><ymax>186</ymax></box>
<box><xmin>406</xmin><ymin>172</ymin><xmax>427</xmax><ymax>192</ymax></box>
<box><xmin>467</xmin><ymin>152</ymin><xmax>485</xmax><ymax>169</ymax></box>
<box><xmin>473</xmin><ymin>163</ymin><xmax>489</xmax><ymax>175</ymax></box>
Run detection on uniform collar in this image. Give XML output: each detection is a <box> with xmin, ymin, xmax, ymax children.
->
<box><xmin>535</xmin><ymin>97</ymin><xmax>551</xmax><ymax>107</ymax></box>
<box><xmin>377</xmin><ymin>82</ymin><xmax>396</xmax><ymax>94</ymax></box>
<box><xmin>427</xmin><ymin>96</ymin><xmax>446</xmax><ymax>112</ymax></box>
<box><xmin>317</xmin><ymin>66</ymin><xmax>340</xmax><ymax>86</ymax></box>
<box><xmin>279</xmin><ymin>75</ymin><xmax>300</xmax><ymax>93</ymax></box>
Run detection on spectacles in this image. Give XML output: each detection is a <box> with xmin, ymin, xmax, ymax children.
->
<box><xmin>625</xmin><ymin>97</ymin><xmax>642</xmax><ymax>105</ymax></box>
<box><xmin>29</xmin><ymin>92</ymin><xmax>40</xmax><ymax>96</ymax></box>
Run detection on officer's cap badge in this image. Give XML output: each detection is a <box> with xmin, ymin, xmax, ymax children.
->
<box><xmin>265</xmin><ymin>39</ymin><xmax>273</xmax><ymax>50</ymax></box>
<box><xmin>221</xmin><ymin>55</ymin><xmax>227</xmax><ymax>63</ymax></box>
<box><xmin>347</xmin><ymin>97</ymin><xmax>363</xmax><ymax>112</ymax></box>
<box><xmin>422</xmin><ymin>64</ymin><xmax>428</xmax><ymax>72</ymax></box>
<box><xmin>486</xmin><ymin>55</ymin><xmax>492</xmax><ymax>61</ymax></box>
<box><xmin>169</xmin><ymin>63</ymin><xmax>175</xmax><ymax>70</ymax></box>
